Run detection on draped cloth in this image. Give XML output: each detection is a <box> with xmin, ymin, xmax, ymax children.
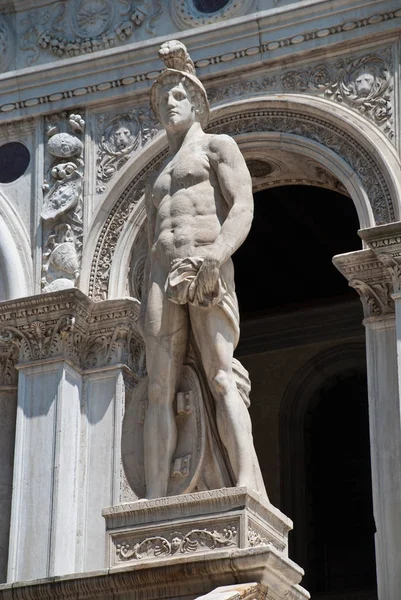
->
<box><xmin>165</xmin><ymin>256</ymin><xmax>251</xmax><ymax>407</ymax></box>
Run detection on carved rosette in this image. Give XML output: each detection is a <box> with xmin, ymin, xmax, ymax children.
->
<box><xmin>96</xmin><ymin>107</ymin><xmax>159</xmax><ymax>193</ymax></box>
<box><xmin>42</xmin><ymin>112</ymin><xmax>85</xmax><ymax>293</ymax></box>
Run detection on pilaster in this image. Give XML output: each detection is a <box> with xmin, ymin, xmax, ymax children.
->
<box><xmin>0</xmin><ymin>289</ymin><xmax>143</xmax><ymax>582</ymax></box>
<box><xmin>333</xmin><ymin>222</ymin><xmax>401</xmax><ymax>600</ymax></box>
<box><xmin>0</xmin><ymin>335</ymin><xmax>18</xmax><ymax>582</ymax></box>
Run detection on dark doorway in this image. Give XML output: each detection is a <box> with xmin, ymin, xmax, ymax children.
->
<box><xmin>233</xmin><ymin>184</ymin><xmax>377</xmax><ymax>599</ymax></box>
<box><xmin>304</xmin><ymin>369</ymin><xmax>376</xmax><ymax>596</ymax></box>
<box><xmin>234</xmin><ymin>184</ymin><xmax>360</xmax><ymax>318</ymax></box>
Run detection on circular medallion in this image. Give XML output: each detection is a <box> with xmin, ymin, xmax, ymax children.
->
<box><xmin>71</xmin><ymin>0</ymin><xmax>113</xmax><ymax>38</ymax></box>
<box><xmin>170</xmin><ymin>0</ymin><xmax>255</xmax><ymax>29</ymax></box>
<box><xmin>0</xmin><ymin>142</ymin><xmax>30</xmax><ymax>184</ymax></box>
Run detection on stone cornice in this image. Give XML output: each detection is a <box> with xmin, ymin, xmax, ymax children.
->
<box><xmin>0</xmin><ymin>546</ymin><xmax>308</xmax><ymax>600</ymax></box>
<box><xmin>0</xmin><ymin>0</ymin><xmax>399</xmax><ymax>122</ymax></box>
<box><xmin>0</xmin><ymin>289</ymin><xmax>143</xmax><ymax>373</ymax></box>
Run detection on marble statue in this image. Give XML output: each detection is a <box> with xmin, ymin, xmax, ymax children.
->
<box><xmin>138</xmin><ymin>40</ymin><xmax>266</xmax><ymax>500</ymax></box>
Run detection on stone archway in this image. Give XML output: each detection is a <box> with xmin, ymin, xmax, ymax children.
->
<box><xmin>84</xmin><ymin>94</ymin><xmax>401</xmax><ymax>302</ymax></box>
<box><xmin>79</xmin><ymin>93</ymin><xmax>401</xmax><ymax>597</ymax></box>
<box><xmin>0</xmin><ymin>191</ymin><xmax>32</xmax><ymax>300</ymax></box>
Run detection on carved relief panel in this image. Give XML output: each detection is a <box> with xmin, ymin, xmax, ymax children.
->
<box><xmin>208</xmin><ymin>46</ymin><xmax>395</xmax><ymax>141</ymax></box>
<box><xmin>96</xmin><ymin>106</ymin><xmax>159</xmax><ymax>194</ymax></box>
<box><xmin>41</xmin><ymin>111</ymin><xmax>85</xmax><ymax>292</ymax></box>
<box><xmin>18</xmin><ymin>0</ymin><xmax>164</xmax><ymax>66</ymax></box>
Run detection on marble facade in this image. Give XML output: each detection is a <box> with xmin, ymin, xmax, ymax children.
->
<box><xmin>0</xmin><ymin>0</ymin><xmax>400</xmax><ymax>599</ymax></box>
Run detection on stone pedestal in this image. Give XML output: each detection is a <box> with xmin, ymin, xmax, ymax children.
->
<box><xmin>103</xmin><ymin>488</ymin><xmax>309</xmax><ymax>600</ymax></box>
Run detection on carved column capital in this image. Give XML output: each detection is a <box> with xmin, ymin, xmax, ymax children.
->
<box><xmin>359</xmin><ymin>222</ymin><xmax>401</xmax><ymax>294</ymax></box>
<box><xmin>0</xmin><ymin>289</ymin><xmax>143</xmax><ymax>375</ymax></box>
<box><xmin>333</xmin><ymin>249</ymin><xmax>394</xmax><ymax>318</ymax></box>
<box><xmin>334</xmin><ymin>223</ymin><xmax>401</xmax><ymax>318</ymax></box>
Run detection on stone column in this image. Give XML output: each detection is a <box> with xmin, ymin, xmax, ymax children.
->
<box><xmin>78</xmin><ymin>299</ymin><xmax>143</xmax><ymax>572</ymax></box>
<box><xmin>1</xmin><ymin>289</ymin><xmax>141</xmax><ymax>582</ymax></box>
<box><xmin>4</xmin><ymin>291</ymin><xmax>90</xmax><ymax>582</ymax></box>
<box><xmin>333</xmin><ymin>225</ymin><xmax>401</xmax><ymax>600</ymax></box>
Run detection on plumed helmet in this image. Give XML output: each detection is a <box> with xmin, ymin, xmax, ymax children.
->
<box><xmin>150</xmin><ymin>40</ymin><xmax>210</xmax><ymax>129</ymax></box>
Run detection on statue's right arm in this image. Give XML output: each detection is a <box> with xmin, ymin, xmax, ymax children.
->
<box><xmin>138</xmin><ymin>184</ymin><xmax>156</xmax><ymax>337</ymax></box>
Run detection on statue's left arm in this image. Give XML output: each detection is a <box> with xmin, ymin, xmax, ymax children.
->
<box><xmin>195</xmin><ymin>134</ymin><xmax>253</xmax><ymax>304</ymax></box>
<box><xmin>208</xmin><ymin>134</ymin><xmax>253</xmax><ymax>264</ymax></box>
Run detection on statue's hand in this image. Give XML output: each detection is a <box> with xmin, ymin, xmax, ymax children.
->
<box><xmin>194</xmin><ymin>256</ymin><xmax>221</xmax><ymax>308</ymax></box>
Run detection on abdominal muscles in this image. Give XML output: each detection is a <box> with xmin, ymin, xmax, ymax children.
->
<box><xmin>154</xmin><ymin>194</ymin><xmax>222</xmax><ymax>267</ymax></box>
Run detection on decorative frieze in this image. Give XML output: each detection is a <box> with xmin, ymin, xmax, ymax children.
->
<box><xmin>19</xmin><ymin>0</ymin><xmax>164</xmax><ymax>66</ymax></box>
<box><xmin>208</xmin><ymin>47</ymin><xmax>394</xmax><ymax>139</ymax></box>
<box><xmin>0</xmin><ymin>8</ymin><xmax>399</xmax><ymax>120</ymax></box>
<box><xmin>96</xmin><ymin>106</ymin><xmax>159</xmax><ymax>193</ymax></box>
<box><xmin>42</xmin><ymin>112</ymin><xmax>85</xmax><ymax>293</ymax></box>
<box><xmin>116</xmin><ymin>525</ymin><xmax>238</xmax><ymax>561</ymax></box>
<box><xmin>0</xmin><ymin>16</ymin><xmax>13</xmax><ymax>74</ymax></box>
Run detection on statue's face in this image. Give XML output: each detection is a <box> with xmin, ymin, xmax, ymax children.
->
<box><xmin>355</xmin><ymin>72</ymin><xmax>375</xmax><ymax>97</ymax></box>
<box><xmin>158</xmin><ymin>82</ymin><xmax>195</xmax><ymax>129</ymax></box>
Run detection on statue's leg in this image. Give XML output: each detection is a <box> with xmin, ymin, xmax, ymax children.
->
<box><xmin>143</xmin><ymin>278</ymin><xmax>188</xmax><ymax>499</ymax></box>
<box><xmin>189</xmin><ymin>304</ymin><xmax>258</xmax><ymax>491</ymax></box>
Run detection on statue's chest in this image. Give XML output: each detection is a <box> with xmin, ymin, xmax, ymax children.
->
<box><xmin>153</xmin><ymin>149</ymin><xmax>209</xmax><ymax>204</ymax></box>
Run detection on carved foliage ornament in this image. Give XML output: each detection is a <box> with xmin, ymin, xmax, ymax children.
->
<box><xmin>89</xmin><ymin>109</ymin><xmax>393</xmax><ymax>301</ymax></box>
<box><xmin>0</xmin><ymin>16</ymin><xmax>13</xmax><ymax>73</ymax></box>
<box><xmin>96</xmin><ymin>107</ymin><xmax>159</xmax><ymax>193</ymax></box>
<box><xmin>20</xmin><ymin>0</ymin><xmax>163</xmax><ymax>65</ymax></box>
<box><xmin>0</xmin><ymin>329</ymin><xmax>20</xmax><ymax>386</ymax></box>
<box><xmin>208</xmin><ymin>47</ymin><xmax>394</xmax><ymax>139</ymax></box>
<box><xmin>42</xmin><ymin>112</ymin><xmax>85</xmax><ymax>293</ymax></box>
<box><xmin>0</xmin><ymin>293</ymin><xmax>142</xmax><ymax>369</ymax></box>
<box><xmin>0</xmin><ymin>316</ymin><xmax>79</xmax><ymax>365</ymax></box>
<box><xmin>115</xmin><ymin>525</ymin><xmax>237</xmax><ymax>561</ymax></box>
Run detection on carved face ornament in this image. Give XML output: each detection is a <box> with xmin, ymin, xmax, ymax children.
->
<box><xmin>354</xmin><ymin>71</ymin><xmax>376</xmax><ymax>98</ymax></box>
<box><xmin>114</xmin><ymin>125</ymin><xmax>133</xmax><ymax>151</ymax></box>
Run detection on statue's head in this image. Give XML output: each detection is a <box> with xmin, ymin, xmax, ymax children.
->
<box><xmin>150</xmin><ymin>40</ymin><xmax>210</xmax><ymax>129</ymax></box>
